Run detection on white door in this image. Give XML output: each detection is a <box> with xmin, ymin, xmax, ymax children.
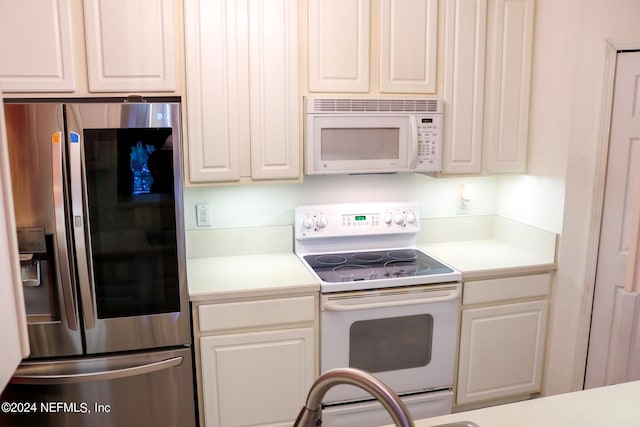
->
<box><xmin>200</xmin><ymin>328</ymin><xmax>315</xmax><ymax>427</ymax></box>
<box><xmin>0</xmin><ymin>91</ymin><xmax>30</xmax><ymax>390</ymax></box>
<box><xmin>585</xmin><ymin>51</ymin><xmax>640</xmax><ymax>387</ymax></box>
<box><xmin>83</xmin><ymin>0</ymin><xmax>176</xmax><ymax>92</ymax></box>
<box><xmin>457</xmin><ymin>300</ymin><xmax>548</xmax><ymax>404</ymax></box>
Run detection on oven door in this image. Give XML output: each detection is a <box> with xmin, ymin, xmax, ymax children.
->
<box><xmin>321</xmin><ymin>283</ymin><xmax>460</xmax><ymax>404</ymax></box>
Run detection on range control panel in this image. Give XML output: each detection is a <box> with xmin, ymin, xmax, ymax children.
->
<box><xmin>295</xmin><ymin>203</ymin><xmax>420</xmax><ymax>239</ymax></box>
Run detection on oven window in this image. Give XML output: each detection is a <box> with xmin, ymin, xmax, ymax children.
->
<box><xmin>349</xmin><ymin>314</ymin><xmax>433</xmax><ymax>373</ymax></box>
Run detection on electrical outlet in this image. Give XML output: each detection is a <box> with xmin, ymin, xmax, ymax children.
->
<box><xmin>196</xmin><ymin>203</ymin><xmax>211</xmax><ymax>227</ymax></box>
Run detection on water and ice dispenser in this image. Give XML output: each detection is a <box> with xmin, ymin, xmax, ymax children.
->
<box><xmin>17</xmin><ymin>227</ymin><xmax>57</xmax><ymax>318</ymax></box>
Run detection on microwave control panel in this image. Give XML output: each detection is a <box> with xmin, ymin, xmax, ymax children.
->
<box><xmin>415</xmin><ymin>114</ymin><xmax>442</xmax><ymax>173</ymax></box>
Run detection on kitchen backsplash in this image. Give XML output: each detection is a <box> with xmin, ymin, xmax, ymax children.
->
<box><xmin>183</xmin><ymin>173</ymin><xmax>565</xmax><ymax>252</ymax></box>
<box><xmin>183</xmin><ymin>173</ymin><xmax>498</xmax><ymax>230</ymax></box>
<box><xmin>183</xmin><ymin>173</ymin><xmax>564</xmax><ymax>259</ymax></box>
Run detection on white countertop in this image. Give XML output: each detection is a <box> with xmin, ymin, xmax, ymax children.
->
<box><xmin>383</xmin><ymin>381</ymin><xmax>640</xmax><ymax>427</ymax></box>
<box><xmin>186</xmin><ymin>217</ymin><xmax>557</xmax><ymax>301</ymax></box>
<box><xmin>421</xmin><ymin>240</ymin><xmax>556</xmax><ymax>280</ymax></box>
<box><xmin>186</xmin><ymin>239</ymin><xmax>556</xmax><ymax>301</ymax></box>
<box><xmin>187</xmin><ymin>253</ymin><xmax>319</xmax><ymax>301</ymax></box>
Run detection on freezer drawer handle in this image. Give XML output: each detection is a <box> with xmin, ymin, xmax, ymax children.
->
<box><xmin>11</xmin><ymin>356</ymin><xmax>183</xmax><ymax>385</ymax></box>
<box><xmin>323</xmin><ymin>291</ymin><xmax>459</xmax><ymax>312</ymax></box>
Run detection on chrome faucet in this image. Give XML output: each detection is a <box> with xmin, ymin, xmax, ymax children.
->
<box><xmin>293</xmin><ymin>367</ymin><xmax>415</xmax><ymax>427</ymax></box>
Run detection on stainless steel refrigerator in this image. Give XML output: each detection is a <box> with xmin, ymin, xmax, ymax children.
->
<box><xmin>0</xmin><ymin>98</ymin><xmax>196</xmax><ymax>426</ymax></box>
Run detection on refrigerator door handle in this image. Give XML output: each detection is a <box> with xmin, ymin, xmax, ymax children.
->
<box><xmin>11</xmin><ymin>356</ymin><xmax>183</xmax><ymax>385</ymax></box>
<box><xmin>68</xmin><ymin>130</ymin><xmax>96</xmax><ymax>330</ymax></box>
<box><xmin>51</xmin><ymin>131</ymin><xmax>79</xmax><ymax>331</ymax></box>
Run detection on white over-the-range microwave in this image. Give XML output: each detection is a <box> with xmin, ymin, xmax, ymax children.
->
<box><xmin>304</xmin><ymin>97</ymin><xmax>443</xmax><ymax>175</ymax></box>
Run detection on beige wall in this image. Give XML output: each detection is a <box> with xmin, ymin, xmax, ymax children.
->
<box><xmin>539</xmin><ymin>0</ymin><xmax>640</xmax><ymax>395</ymax></box>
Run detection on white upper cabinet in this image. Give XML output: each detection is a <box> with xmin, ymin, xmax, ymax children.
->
<box><xmin>185</xmin><ymin>0</ymin><xmax>300</xmax><ymax>183</ymax></box>
<box><xmin>0</xmin><ymin>0</ymin><xmax>75</xmax><ymax>92</ymax></box>
<box><xmin>307</xmin><ymin>0</ymin><xmax>438</xmax><ymax>94</ymax></box>
<box><xmin>484</xmin><ymin>0</ymin><xmax>534</xmax><ymax>173</ymax></box>
<box><xmin>442</xmin><ymin>0</ymin><xmax>487</xmax><ymax>174</ymax></box>
<box><xmin>379</xmin><ymin>0</ymin><xmax>438</xmax><ymax>93</ymax></box>
<box><xmin>83</xmin><ymin>0</ymin><xmax>176</xmax><ymax>92</ymax></box>
<box><xmin>0</xmin><ymin>0</ymin><xmax>177</xmax><ymax>94</ymax></box>
<box><xmin>308</xmin><ymin>0</ymin><xmax>370</xmax><ymax>92</ymax></box>
<box><xmin>443</xmin><ymin>0</ymin><xmax>534</xmax><ymax>174</ymax></box>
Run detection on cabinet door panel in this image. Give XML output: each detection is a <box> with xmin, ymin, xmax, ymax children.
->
<box><xmin>308</xmin><ymin>0</ymin><xmax>370</xmax><ymax>92</ymax></box>
<box><xmin>379</xmin><ymin>0</ymin><xmax>438</xmax><ymax>93</ymax></box>
<box><xmin>248</xmin><ymin>0</ymin><xmax>300</xmax><ymax>179</ymax></box>
<box><xmin>185</xmin><ymin>0</ymin><xmax>299</xmax><ymax>183</ymax></box>
<box><xmin>185</xmin><ymin>0</ymin><xmax>245</xmax><ymax>182</ymax></box>
<box><xmin>457</xmin><ymin>299</ymin><xmax>547</xmax><ymax>405</ymax></box>
<box><xmin>484</xmin><ymin>0</ymin><xmax>534</xmax><ymax>173</ymax></box>
<box><xmin>200</xmin><ymin>328</ymin><xmax>314</xmax><ymax>427</ymax></box>
<box><xmin>442</xmin><ymin>0</ymin><xmax>487</xmax><ymax>173</ymax></box>
<box><xmin>84</xmin><ymin>0</ymin><xmax>176</xmax><ymax>92</ymax></box>
<box><xmin>0</xmin><ymin>0</ymin><xmax>74</xmax><ymax>92</ymax></box>
<box><xmin>0</xmin><ymin>91</ymin><xmax>30</xmax><ymax>388</ymax></box>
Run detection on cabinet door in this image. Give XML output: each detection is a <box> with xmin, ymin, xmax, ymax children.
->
<box><xmin>83</xmin><ymin>0</ymin><xmax>176</xmax><ymax>92</ymax></box>
<box><xmin>483</xmin><ymin>0</ymin><xmax>534</xmax><ymax>173</ymax></box>
<box><xmin>457</xmin><ymin>299</ymin><xmax>548</xmax><ymax>405</ymax></box>
<box><xmin>308</xmin><ymin>0</ymin><xmax>370</xmax><ymax>92</ymax></box>
<box><xmin>200</xmin><ymin>328</ymin><xmax>315</xmax><ymax>427</ymax></box>
<box><xmin>0</xmin><ymin>0</ymin><xmax>75</xmax><ymax>92</ymax></box>
<box><xmin>185</xmin><ymin>0</ymin><xmax>299</xmax><ymax>183</ymax></box>
<box><xmin>0</xmin><ymin>91</ymin><xmax>30</xmax><ymax>388</ymax></box>
<box><xmin>184</xmin><ymin>0</ymin><xmax>246</xmax><ymax>182</ymax></box>
<box><xmin>379</xmin><ymin>0</ymin><xmax>438</xmax><ymax>94</ymax></box>
<box><xmin>442</xmin><ymin>0</ymin><xmax>487</xmax><ymax>174</ymax></box>
<box><xmin>248</xmin><ymin>0</ymin><xmax>300</xmax><ymax>180</ymax></box>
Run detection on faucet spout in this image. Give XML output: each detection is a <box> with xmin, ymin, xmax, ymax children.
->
<box><xmin>293</xmin><ymin>367</ymin><xmax>415</xmax><ymax>427</ymax></box>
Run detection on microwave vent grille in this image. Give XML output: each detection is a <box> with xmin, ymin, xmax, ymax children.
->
<box><xmin>309</xmin><ymin>98</ymin><xmax>441</xmax><ymax>114</ymax></box>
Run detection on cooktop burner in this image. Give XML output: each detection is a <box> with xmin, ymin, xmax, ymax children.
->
<box><xmin>303</xmin><ymin>249</ymin><xmax>454</xmax><ymax>283</ymax></box>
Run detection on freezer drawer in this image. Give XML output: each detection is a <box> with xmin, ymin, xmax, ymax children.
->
<box><xmin>0</xmin><ymin>347</ymin><xmax>196</xmax><ymax>427</ymax></box>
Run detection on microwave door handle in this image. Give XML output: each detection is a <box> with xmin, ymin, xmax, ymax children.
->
<box><xmin>68</xmin><ymin>131</ymin><xmax>96</xmax><ymax>330</ymax></box>
<box><xmin>323</xmin><ymin>290</ymin><xmax>459</xmax><ymax>312</ymax></box>
<box><xmin>51</xmin><ymin>132</ymin><xmax>79</xmax><ymax>331</ymax></box>
<box><xmin>409</xmin><ymin>115</ymin><xmax>419</xmax><ymax>168</ymax></box>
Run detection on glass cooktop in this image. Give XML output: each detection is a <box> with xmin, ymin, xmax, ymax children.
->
<box><xmin>303</xmin><ymin>249</ymin><xmax>454</xmax><ymax>283</ymax></box>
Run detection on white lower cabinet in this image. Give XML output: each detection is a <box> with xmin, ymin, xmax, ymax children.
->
<box><xmin>200</xmin><ymin>328</ymin><xmax>314</xmax><ymax>427</ymax></box>
<box><xmin>193</xmin><ymin>294</ymin><xmax>317</xmax><ymax>427</ymax></box>
<box><xmin>456</xmin><ymin>274</ymin><xmax>550</xmax><ymax>406</ymax></box>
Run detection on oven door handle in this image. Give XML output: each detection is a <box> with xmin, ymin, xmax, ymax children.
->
<box><xmin>323</xmin><ymin>290</ymin><xmax>459</xmax><ymax>312</ymax></box>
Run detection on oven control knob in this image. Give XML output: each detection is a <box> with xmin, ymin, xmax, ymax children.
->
<box><xmin>316</xmin><ymin>215</ymin><xmax>328</xmax><ymax>229</ymax></box>
<box><xmin>394</xmin><ymin>213</ymin><xmax>405</xmax><ymax>225</ymax></box>
<box><xmin>302</xmin><ymin>216</ymin><xmax>315</xmax><ymax>229</ymax></box>
<box><xmin>406</xmin><ymin>211</ymin><xmax>417</xmax><ymax>224</ymax></box>
<box><xmin>383</xmin><ymin>212</ymin><xmax>393</xmax><ymax>225</ymax></box>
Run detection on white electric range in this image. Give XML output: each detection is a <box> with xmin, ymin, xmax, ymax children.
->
<box><xmin>294</xmin><ymin>202</ymin><xmax>462</xmax><ymax>427</ymax></box>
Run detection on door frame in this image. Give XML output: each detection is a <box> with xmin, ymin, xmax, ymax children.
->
<box><xmin>580</xmin><ymin>39</ymin><xmax>640</xmax><ymax>388</ymax></box>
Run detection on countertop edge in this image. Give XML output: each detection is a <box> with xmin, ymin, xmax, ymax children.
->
<box><xmin>460</xmin><ymin>262</ymin><xmax>558</xmax><ymax>281</ymax></box>
<box><xmin>189</xmin><ymin>283</ymin><xmax>320</xmax><ymax>303</ymax></box>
